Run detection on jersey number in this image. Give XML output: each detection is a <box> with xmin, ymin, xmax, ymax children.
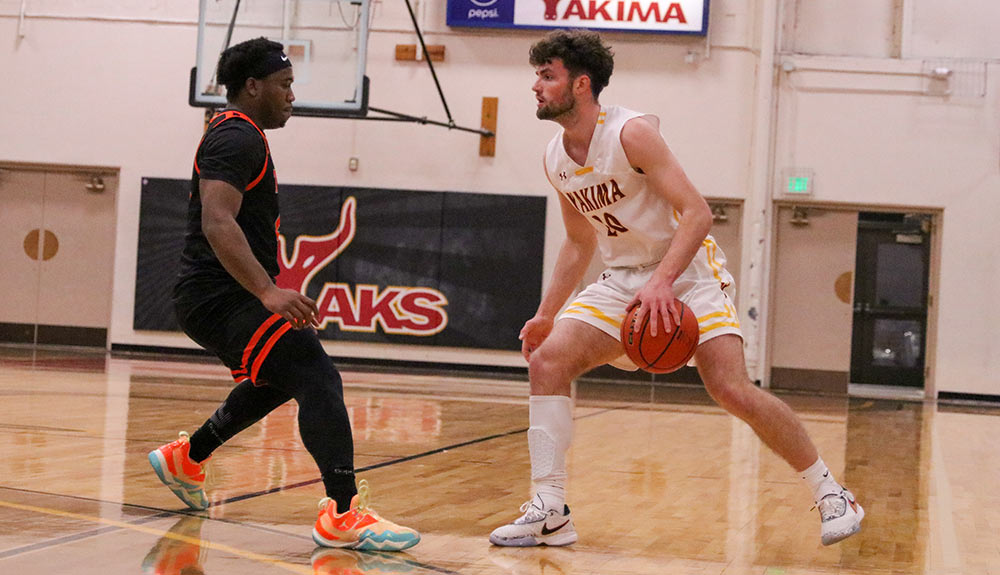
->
<box><xmin>592</xmin><ymin>213</ymin><xmax>630</xmax><ymax>237</ymax></box>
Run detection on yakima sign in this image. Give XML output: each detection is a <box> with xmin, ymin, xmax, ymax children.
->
<box><xmin>447</xmin><ymin>0</ymin><xmax>709</xmax><ymax>35</ymax></box>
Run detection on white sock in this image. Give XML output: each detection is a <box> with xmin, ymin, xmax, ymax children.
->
<box><xmin>528</xmin><ymin>395</ymin><xmax>573</xmax><ymax>512</ymax></box>
<box><xmin>801</xmin><ymin>457</ymin><xmax>842</xmax><ymax>503</ymax></box>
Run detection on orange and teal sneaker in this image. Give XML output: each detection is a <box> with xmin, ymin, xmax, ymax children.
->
<box><xmin>312</xmin><ymin>480</ymin><xmax>420</xmax><ymax>551</ymax></box>
<box><xmin>148</xmin><ymin>431</ymin><xmax>209</xmax><ymax>510</ymax></box>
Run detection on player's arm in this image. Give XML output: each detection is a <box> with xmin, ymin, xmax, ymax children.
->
<box><xmin>200</xmin><ymin>179</ymin><xmax>318</xmax><ymax>328</ymax></box>
<box><xmin>535</xmin><ymin>193</ymin><xmax>598</xmax><ymax>320</ymax></box>
<box><xmin>621</xmin><ymin>115</ymin><xmax>712</xmax><ymax>336</ymax></box>
<box><xmin>520</xmin><ymin>188</ymin><xmax>597</xmax><ymax>360</ymax></box>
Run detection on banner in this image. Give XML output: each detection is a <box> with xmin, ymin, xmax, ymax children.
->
<box><xmin>135</xmin><ymin>178</ymin><xmax>546</xmax><ymax>351</ymax></box>
<box><xmin>447</xmin><ymin>0</ymin><xmax>709</xmax><ymax>35</ymax></box>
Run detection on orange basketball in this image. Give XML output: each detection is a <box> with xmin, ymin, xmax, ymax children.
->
<box><xmin>621</xmin><ymin>299</ymin><xmax>700</xmax><ymax>373</ymax></box>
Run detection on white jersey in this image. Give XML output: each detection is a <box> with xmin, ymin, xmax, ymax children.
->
<box><xmin>544</xmin><ymin>105</ymin><xmax>690</xmax><ymax>268</ymax></box>
<box><xmin>547</xmin><ymin>107</ymin><xmax>740</xmax><ymax>366</ymax></box>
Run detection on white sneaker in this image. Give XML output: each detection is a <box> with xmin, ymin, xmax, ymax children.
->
<box><xmin>818</xmin><ymin>488</ymin><xmax>864</xmax><ymax>545</ymax></box>
<box><xmin>489</xmin><ymin>500</ymin><xmax>577</xmax><ymax>547</ymax></box>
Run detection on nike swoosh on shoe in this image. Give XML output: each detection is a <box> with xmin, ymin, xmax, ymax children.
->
<box><xmin>541</xmin><ymin>520</ymin><xmax>569</xmax><ymax>535</ymax></box>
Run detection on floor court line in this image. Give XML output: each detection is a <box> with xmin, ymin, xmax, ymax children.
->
<box><xmin>0</xmin><ymin>484</ymin><xmax>185</xmax><ymax>516</ymax></box>
<box><xmin>0</xmin><ymin>492</ymin><xmax>463</xmax><ymax>575</ymax></box>
<box><xmin>0</xmin><ymin>499</ymin><xmax>314</xmax><ymax>575</ymax></box>
<box><xmin>0</xmin><ymin>485</ymin><xmax>305</xmax><ymax>557</ymax></box>
<box><xmin>0</xmin><ymin>504</ymin><xmax>175</xmax><ymax>560</ymax></box>
<box><xmin>0</xmin><ymin>524</ymin><xmax>122</xmax><ymax>560</ymax></box>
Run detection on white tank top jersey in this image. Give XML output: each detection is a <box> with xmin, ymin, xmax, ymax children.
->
<box><xmin>544</xmin><ymin>105</ymin><xmax>724</xmax><ymax>274</ymax></box>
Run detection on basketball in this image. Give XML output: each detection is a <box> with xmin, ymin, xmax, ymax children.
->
<box><xmin>621</xmin><ymin>299</ymin><xmax>700</xmax><ymax>373</ymax></box>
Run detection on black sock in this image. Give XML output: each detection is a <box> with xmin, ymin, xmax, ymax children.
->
<box><xmin>323</xmin><ymin>469</ymin><xmax>358</xmax><ymax>513</ymax></box>
<box><xmin>188</xmin><ymin>381</ymin><xmax>291</xmax><ymax>463</ymax></box>
<box><xmin>188</xmin><ymin>421</ymin><xmax>224</xmax><ymax>463</ymax></box>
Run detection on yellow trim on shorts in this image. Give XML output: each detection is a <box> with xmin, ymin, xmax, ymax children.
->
<box><xmin>698</xmin><ymin>301</ymin><xmax>736</xmax><ymax>323</ymax></box>
<box><xmin>725</xmin><ymin>301</ymin><xmax>738</xmax><ymax>317</ymax></box>
<box><xmin>574</xmin><ymin>166</ymin><xmax>594</xmax><ymax>176</ymax></box>
<box><xmin>564</xmin><ymin>303</ymin><xmax>621</xmax><ymax>328</ymax></box>
<box><xmin>697</xmin><ymin>296</ymin><xmax>740</xmax><ymax>334</ymax></box>
<box><xmin>697</xmin><ymin>310</ymin><xmax>731</xmax><ymax>322</ymax></box>
<box><xmin>703</xmin><ymin>238</ymin><xmax>724</xmax><ymax>284</ymax></box>
<box><xmin>700</xmin><ymin>320</ymin><xmax>741</xmax><ymax>334</ymax></box>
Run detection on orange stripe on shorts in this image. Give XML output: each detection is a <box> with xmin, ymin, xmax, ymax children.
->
<box><xmin>250</xmin><ymin>323</ymin><xmax>293</xmax><ymax>383</ymax></box>
<box><xmin>241</xmin><ymin>314</ymin><xmax>282</xmax><ymax>373</ymax></box>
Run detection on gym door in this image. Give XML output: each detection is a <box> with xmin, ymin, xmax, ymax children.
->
<box><xmin>850</xmin><ymin>213</ymin><xmax>931</xmax><ymax>387</ymax></box>
<box><xmin>0</xmin><ymin>166</ymin><xmax>117</xmax><ymax>347</ymax></box>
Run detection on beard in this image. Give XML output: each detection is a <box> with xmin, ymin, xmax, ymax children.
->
<box><xmin>266</xmin><ymin>105</ymin><xmax>292</xmax><ymax>129</ymax></box>
<box><xmin>536</xmin><ymin>90</ymin><xmax>576</xmax><ymax>120</ymax></box>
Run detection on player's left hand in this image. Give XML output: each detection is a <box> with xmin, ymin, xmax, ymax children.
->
<box><xmin>260</xmin><ymin>285</ymin><xmax>320</xmax><ymax>330</ymax></box>
<box><xmin>627</xmin><ymin>276</ymin><xmax>679</xmax><ymax>338</ymax></box>
<box><xmin>519</xmin><ymin>315</ymin><xmax>554</xmax><ymax>362</ymax></box>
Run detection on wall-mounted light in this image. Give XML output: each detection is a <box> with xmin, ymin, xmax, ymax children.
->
<box><xmin>710</xmin><ymin>204</ymin><xmax>728</xmax><ymax>222</ymax></box>
<box><xmin>85</xmin><ymin>176</ymin><xmax>105</xmax><ymax>193</ymax></box>
<box><xmin>790</xmin><ymin>206</ymin><xmax>810</xmax><ymax>226</ymax></box>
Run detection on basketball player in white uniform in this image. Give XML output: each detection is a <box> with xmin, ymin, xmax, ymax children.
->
<box><xmin>489</xmin><ymin>30</ymin><xmax>864</xmax><ymax>548</ymax></box>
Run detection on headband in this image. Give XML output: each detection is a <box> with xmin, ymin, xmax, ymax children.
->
<box><xmin>250</xmin><ymin>49</ymin><xmax>292</xmax><ymax>79</ymax></box>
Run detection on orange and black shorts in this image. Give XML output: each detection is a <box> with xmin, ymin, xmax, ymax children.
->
<box><xmin>175</xmin><ymin>292</ymin><xmax>299</xmax><ymax>387</ymax></box>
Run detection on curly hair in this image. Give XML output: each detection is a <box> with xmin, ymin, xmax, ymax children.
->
<box><xmin>216</xmin><ymin>37</ymin><xmax>287</xmax><ymax>101</ymax></box>
<box><xmin>529</xmin><ymin>29</ymin><xmax>614</xmax><ymax>99</ymax></box>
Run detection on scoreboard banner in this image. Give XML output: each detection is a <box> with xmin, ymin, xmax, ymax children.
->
<box><xmin>447</xmin><ymin>0</ymin><xmax>709</xmax><ymax>35</ymax></box>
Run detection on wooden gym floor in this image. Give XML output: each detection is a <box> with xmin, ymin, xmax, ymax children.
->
<box><xmin>1</xmin><ymin>346</ymin><xmax>999</xmax><ymax>575</ymax></box>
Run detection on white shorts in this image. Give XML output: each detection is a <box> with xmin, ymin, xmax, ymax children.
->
<box><xmin>559</xmin><ymin>240</ymin><xmax>742</xmax><ymax>371</ymax></box>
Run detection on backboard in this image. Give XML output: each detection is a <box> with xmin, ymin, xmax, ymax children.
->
<box><xmin>191</xmin><ymin>0</ymin><xmax>370</xmax><ymax>117</ymax></box>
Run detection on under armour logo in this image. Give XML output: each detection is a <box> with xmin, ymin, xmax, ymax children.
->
<box><xmin>559</xmin><ymin>171</ymin><xmax>568</xmax><ymax>181</ymax></box>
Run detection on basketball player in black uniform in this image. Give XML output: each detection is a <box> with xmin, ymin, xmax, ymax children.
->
<box><xmin>147</xmin><ymin>37</ymin><xmax>419</xmax><ymax>551</ymax></box>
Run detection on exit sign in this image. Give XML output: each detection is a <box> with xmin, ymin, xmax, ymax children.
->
<box><xmin>781</xmin><ymin>168</ymin><xmax>814</xmax><ymax>196</ymax></box>
<box><xmin>788</xmin><ymin>176</ymin><xmax>810</xmax><ymax>193</ymax></box>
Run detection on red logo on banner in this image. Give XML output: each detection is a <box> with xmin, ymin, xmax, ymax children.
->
<box><xmin>276</xmin><ymin>197</ymin><xmax>358</xmax><ymax>295</ymax></box>
<box><xmin>543</xmin><ymin>0</ymin><xmax>561</xmax><ymax>19</ymax></box>
<box><xmin>276</xmin><ymin>197</ymin><xmax>448</xmax><ymax>336</ymax></box>
<box><xmin>558</xmin><ymin>1</ymin><xmax>687</xmax><ymax>23</ymax></box>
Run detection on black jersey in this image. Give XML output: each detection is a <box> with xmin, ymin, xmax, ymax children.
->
<box><xmin>175</xmin><ymin>110</ymin><xmax>280</xmax><ymax>300</ymax></box>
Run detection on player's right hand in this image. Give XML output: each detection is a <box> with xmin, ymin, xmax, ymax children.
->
<box><xmin>519</xmin><ymin>315</ymin><xmax>554</xmax><ymax>362</ymax></box>
<box><xmin>260</xmin><ymin>286</ymin><xmax>320</xmax><ymax>330</ymax></box>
